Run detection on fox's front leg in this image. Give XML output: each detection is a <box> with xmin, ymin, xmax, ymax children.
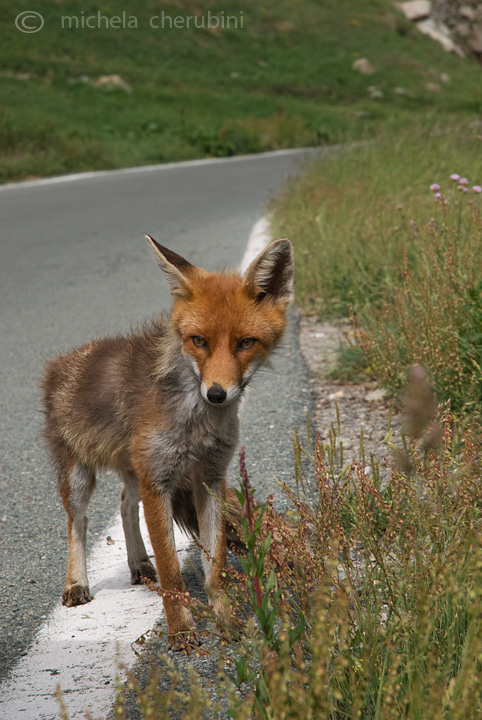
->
<box><xmin>192</xmin><ymin>469</ymin><xmax>228</xmax><ymax>623</ymax></box>
<box><xmin>137</xmin><ymin>475</ymin><xmax>198</xmax><ymax>650</ymax></box>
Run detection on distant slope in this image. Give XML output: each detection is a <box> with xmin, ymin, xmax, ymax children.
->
<box><xmin>1</xmin><ymin>0</ymin><xmax>481</xmax><ymax>182</ymax></box>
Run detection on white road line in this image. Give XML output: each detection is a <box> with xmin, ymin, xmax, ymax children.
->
<box><xmin>0</xmin><ymin>218</ymin><xmax>269</xmax><ymax>720</ymax></box>
<box><xmin>239</xmin><ymin>216</ymin><xmax>272</xmax><ymax>273</ymax></box>
<box><xmin>0</xmin><ymin>509</ymin><xmax>191</xmax><ymax>720</ymax></box>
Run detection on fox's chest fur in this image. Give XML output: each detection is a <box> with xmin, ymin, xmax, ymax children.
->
<box><xmin>145</xmin><ymin>360</ymin><xmax>240</xmax><ymax>489</ymax></box>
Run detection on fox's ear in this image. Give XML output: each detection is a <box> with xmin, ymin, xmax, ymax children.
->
<box><xmin>146</xmin><ymin>235</ymin><xmax>194</xmax><ymax>298</ymax></box>
<box><xmin>244</xmin><ymin>238</ymin><xmax>294</xmax><ymax>306</ymax></box>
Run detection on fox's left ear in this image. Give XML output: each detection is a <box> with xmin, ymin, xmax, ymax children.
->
<box><xmin>244</xmin><ymin>238</ymin><xmax>295</xmax><ymax>306</ymax></box>
<box><xmin>146</xmin><ymin>235</ymin><xmax>194</xmax><ymax>298</ymax></box>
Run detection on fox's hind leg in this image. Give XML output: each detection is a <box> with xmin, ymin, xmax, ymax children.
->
<box><xmin>120</xmin><ymin>469</ymin><xmax>157</xmax><ymax>585</ymax></box>
<box><xmin>60</xmin><ymin>461</ymin><xmax>96</xmax><ymax>606</ymax></box>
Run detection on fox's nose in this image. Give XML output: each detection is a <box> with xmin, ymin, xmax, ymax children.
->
<box><xmin>207</xmin><ymin>383</ymin><xmax>227</xmax><ymax>404</ymax></box>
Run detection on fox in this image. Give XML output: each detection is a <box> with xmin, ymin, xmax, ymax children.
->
<box><xmin>41</xmin><ymin>234</ymin><xmax>294</xmax><ymax>649</ymax></box>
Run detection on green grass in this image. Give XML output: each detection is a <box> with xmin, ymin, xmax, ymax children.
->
<box><xmin>2</xmin><ymin>0</ymin><xmax>482</xmax><ymax>181</ymax></box>
<box><xmin>270</xmin><ymin>120</ymin><xmax>482</xmax><ymax>417</ymax></box>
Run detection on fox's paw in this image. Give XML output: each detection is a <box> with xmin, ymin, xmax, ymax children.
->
<box><xmin>130</xmin><ymin>559</ymin><xmax>157</xmax><ymax>585</ymax></box>
<box><xmin>168</xmin><ymin>628</ymin><xmax>202</xmax><ymax>652</ymax></box>
<box><xmin>62</xmin><ymin>584</ymin><xmax>92</xmax><ymax>606</ymax></box>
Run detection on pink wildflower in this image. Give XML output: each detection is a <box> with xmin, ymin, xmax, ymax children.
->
<box><xmin>457</xmin><ymin>185</ymin><xmax>469</xmax><ymax>192</ymax></box>
<box><xmin>450</xmin><ymin>173</ymin><xmax>460</xmax><ymax>181</ymax></box>
<box><xmin>430</xmin><ymin>183</ymin><xmax>440</xmax><ymax>191</ymax></box>
<box><xmin>433</xmin><ymin>192</ymin><xmax>442</xmax><ymax>200</ymax></box>
<box><xmin>459</xmin><ymin>177</ymin><xmax>469</xmax><ymax>185</ymax></box>
<box><xmin>472</xmin><ymin>185</ymin><xmax>482</xmax><ymax>193</ymax></box>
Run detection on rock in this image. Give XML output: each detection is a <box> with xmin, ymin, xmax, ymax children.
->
<box><xmin>459</xmin><ymin>5</ymin><xmax>476</xmax><ymax>21</ymax></box>
<box><xmin>366</xmin><ymin>388</ymin><xmax>385</xmax><ymax>403</ymax></box>
<box><xmin>352</xmin><ymin>57</ymin><xmax>376</xmax><ymax>75</ymax></box>
<box><xmin>468</xmin><ymin>25</ymin><xmax>482</xmax><ymax>53</ymax></box>
<box><xmin>455</xmin><ymin>20</ymin><xmax>471</xmax><ymax>37</ymax></box>
<box><xmin>416</xmin><ymin>18</ymin><xmax>465</xmax><ymax>56</ymax></box>
<box><xmin>367</xmin><ymin>85</ymin><xmax>384</xmax><ymax>98</ymax></box>
<box><xmin>94</xmin><ymin>74</ymin><xmax>132</xmax><ymax>94</ymax></box>
<box><xmin>398</xmin><ymin>0</ymin><xmax>432</xmax><ymax>21</ymax></box>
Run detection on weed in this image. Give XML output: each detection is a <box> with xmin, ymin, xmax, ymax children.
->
<box><xmin>109</xmin><ymin>399</ymin><xmax>482</xmax><ymax>719</ymax></box>
<box><xmin>352</xmin><ymin>175</ymin><xmax>482</xmax><ymax>416</ymax></box>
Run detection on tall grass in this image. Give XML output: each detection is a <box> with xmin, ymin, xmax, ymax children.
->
<box><xmin>353</xmin><ymin>190</ymin><xmax>482</xmax><ymax>415</ymax></box>
<box><xmin>271</xmin><ymin>119</ymin><xmax>482</xmax><ymax>417</ymax></box>
<box><xmin>113</xmin><ymin>402</ymin><xmax>482</xmax><ymax>719</ymax></box>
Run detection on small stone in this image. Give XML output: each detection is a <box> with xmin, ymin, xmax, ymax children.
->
<box><xmin>95</xmin><ymin>74</ymin><xmax>132</xmax><ymax>94</ymax></box>
<box><xmin>367</xmin><ymin>85</ymin><xmax>384</xmax><ymax>98</ymax></box>
<box><xmin>416</xmin><ymin>19</ymin><xmax>465</xmax><ymax>57</ymax></box>
<box><xmin>366</xmin><ymin>388</ymin><xmax>385</xmax><ymax>403</ymax></box>
<box><xmin>397</xmin><ymin>0</ymin><xmax>431</xmax><ymax>22</ymax></box>
<box><xmin>455</xmin><ymin>21</ymin><xmax>471</xmax><ymax>38</ymax></box>
<box><xmin>459</xmin><ymin>5</ymin><xmax>475</xmax><ymax>21</ymax></box>
<box><xmin>352</xmin><ymin>58</ymin><xmax>375</xmax><ymax>75</ymax></box>
<box><xmin>468</xmin><ymin>25</ymin><xmax>482</xmax><ymax>54</ymax></box>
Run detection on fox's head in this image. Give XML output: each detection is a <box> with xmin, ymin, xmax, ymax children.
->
<box><xmin>147</xmin><ymin>235</ymin><xmax>294</xmax><ymax>406</ymax></box>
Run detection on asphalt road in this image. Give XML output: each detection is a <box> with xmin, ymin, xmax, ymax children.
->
<box><xmin>0</xmin><ymin>150</ymin><xmax>316</xmax><ymax>699</ymax></box>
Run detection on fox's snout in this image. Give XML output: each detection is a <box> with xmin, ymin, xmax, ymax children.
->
<box><xmin>206</xmin><ymin>383</ymin><xmax>227</xmax><ymax>405</ymax></box>
<box><xmin>200</xmin><ymin>380</ymin><xmax>241</xmax><ymax>406</ymax></box>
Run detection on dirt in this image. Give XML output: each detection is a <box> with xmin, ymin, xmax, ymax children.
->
<box><xmin>298</xmin><ymin>315</ymin><xmax>401</xmax><ymax>468</ymax></box>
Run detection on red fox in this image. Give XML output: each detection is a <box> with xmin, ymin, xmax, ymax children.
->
<box><xmin>41</xmin><ymin>235</ymin><xmax>294</xmax><ymax>648</ymax></box>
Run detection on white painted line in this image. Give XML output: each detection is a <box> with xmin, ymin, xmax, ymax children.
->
<box><xmin>239</xmin><ymin>216</ymin><xmax>272</xmax><ymax>273</ymax></box>
<box><xmin>0</xmin><ymin>508</ymin><xmax>191</xmax><ymax>720</ymax></box>
<box><xmin>0</xmin><ymin>147</ymin><xmax>320</xmax><ymax>192</ymax></box>
<box><xmin>0</xmin><ymin>218</ymin><xmax>269</xmax><ymax>720</ymax></box>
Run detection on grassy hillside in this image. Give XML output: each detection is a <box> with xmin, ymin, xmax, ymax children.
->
<box><xmin>1</xmin><ymin>0</ymin><xmax>482</xmax><ymax>182</ymax></box>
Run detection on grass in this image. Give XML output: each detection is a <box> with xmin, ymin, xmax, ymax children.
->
<box><xmin>271</xmin><ymin>119</ymin><xmax>482</xmax><ymax>419</ymax></box>
<box><xmin>2</xmin><ymin>0</ymin><xmax>482</xmax><ymax>182</ymax></box>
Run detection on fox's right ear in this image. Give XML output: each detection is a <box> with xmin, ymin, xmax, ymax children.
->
<box><xmin>146</xmin><ymin>235</ymin><xmax>193</xmax><ymax>298</ymax></box>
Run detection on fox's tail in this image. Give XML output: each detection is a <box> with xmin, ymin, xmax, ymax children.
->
<box><xmin>171</xmin><ymin>485</ymin><xmax>297</xmax><ymax>554</ymax></box>
<box><xmin>169</xmin><ymin>485</ymin><xmax>245</xmax><ymax>551</ymax></box>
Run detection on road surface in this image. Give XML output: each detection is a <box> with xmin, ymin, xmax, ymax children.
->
<box><xmin>0</xmin><ymin>149</ymin><xmax>317</xmax><ymax>718</ymax></box>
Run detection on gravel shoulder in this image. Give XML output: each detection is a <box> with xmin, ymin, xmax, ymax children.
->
<box><xmin>298</xmin><ymin>315</ymin><xmax>401</xmax><ymax>467</ymax></box>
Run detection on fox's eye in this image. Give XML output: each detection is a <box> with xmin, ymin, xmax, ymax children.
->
<box><xmin>192</xmin><ymin>336</ymin><xmax>207</xmax><ymax>348</ymax></box>
<box><xmin>238</xmin><ymin>338</ymin><xmax>256</xmax><ymax>350</ymax></box>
